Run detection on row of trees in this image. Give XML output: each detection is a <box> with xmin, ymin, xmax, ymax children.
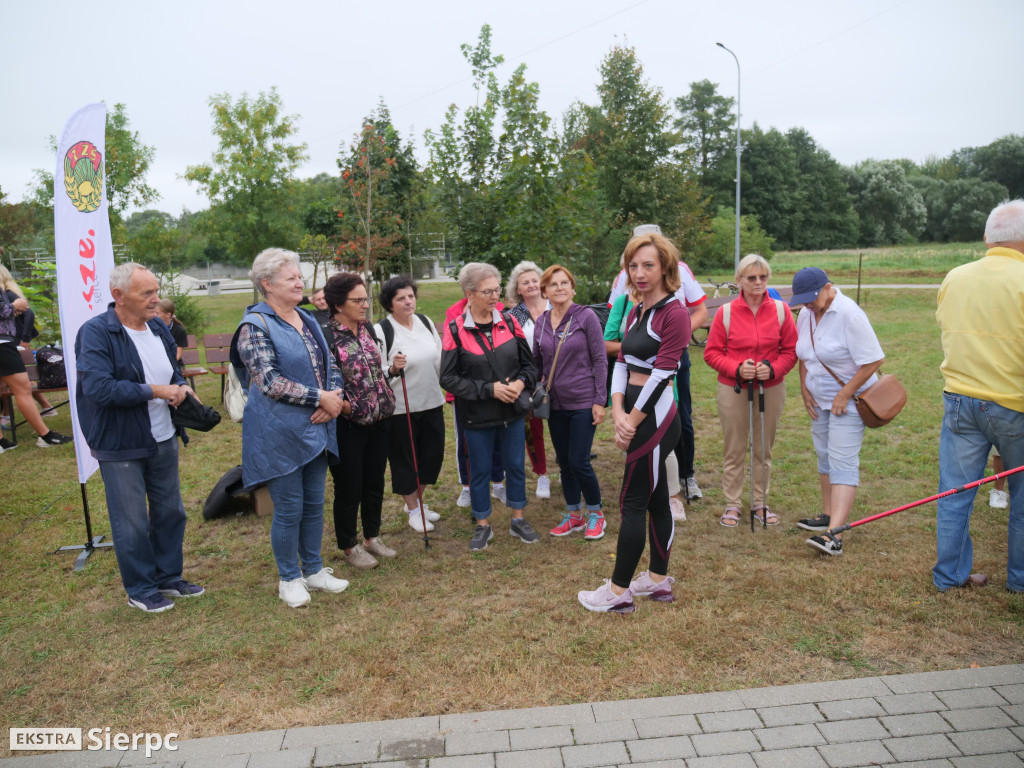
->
<box><xmin>3</xmin><ymin>27</ymin><xmax>1022</xmax><ymax>304</ymax></box>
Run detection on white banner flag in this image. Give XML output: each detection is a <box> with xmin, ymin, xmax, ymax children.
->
<box><xmin>54</xmin><ymin>103</ymin><xmax>114</xmax><ymax>484</ymax></box>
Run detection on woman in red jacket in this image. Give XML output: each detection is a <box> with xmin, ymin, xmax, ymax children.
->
<box><xmin>703</xmin><ymin>254</ymin><xmax>797</xmax><ymax>527</ymax></box>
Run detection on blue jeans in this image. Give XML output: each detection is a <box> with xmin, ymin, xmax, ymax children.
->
<box><xmin>935</xmin><ymin>393</ymin><xmax>1024</xmax><ymax>592</ymax></box>
<box><xmin>266</xmin><ymin>452</ymin><xmax>328</xmax><ymax>581</ymax></box>
<box><xmin>453</xmin><ymin>402</ymin><xmax>504</xmax><ymax>485</ymax></box>
<box><xmin>464</xmin><ymin>418</ymin><xmax>527</xmax><ymax>520</ymax></box>
<box><xmin>99</xmin><ymin>438</ymin><xmax>186</xmax><ymax>601</ymax></box>
<box><xmin>547</xmin><ymin>408</ymin><xmax>602</xmax><ymax>511</ymax></box>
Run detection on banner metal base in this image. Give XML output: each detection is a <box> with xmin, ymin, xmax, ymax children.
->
<box><xmin>56</xmin><ymin>535</ymin><xmax>113</xmax><ymax>572</ymax></box>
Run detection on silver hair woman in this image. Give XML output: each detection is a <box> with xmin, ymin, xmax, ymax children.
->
<box><xmin>505</xmin><ymin>260</ymin><xmax>542</xmax><ymax>306</ymax></box>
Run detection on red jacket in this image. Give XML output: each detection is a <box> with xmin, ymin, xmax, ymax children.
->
<box><xmin>703</xmin><ymin>293</ymin><xmax>798</xmax><ymax>389</ymax></box>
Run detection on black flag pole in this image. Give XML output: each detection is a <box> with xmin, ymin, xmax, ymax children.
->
<box><xmin>55</xmin><ymin>483</ymin><xmax>112</xmax><ymax>572</ymax></box>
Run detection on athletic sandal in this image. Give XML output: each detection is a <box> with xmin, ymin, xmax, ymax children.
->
<box><xmin>720</xmin><ymin>507</ymin><xmax>742</xmax><ymax>527</ymax></box>
<box><xmin>753</xmin><ymin>506</ymin><xmax>779</xmax><ymax>526</ymax></box>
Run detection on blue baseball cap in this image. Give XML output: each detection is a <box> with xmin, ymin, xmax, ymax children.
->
<box><xmin>789</xmin><ymin>267</ymin><xmax>830</xmax><ymax>305</ymax></box>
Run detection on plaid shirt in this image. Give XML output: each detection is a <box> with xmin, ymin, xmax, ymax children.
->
<box><xmin>237</xmin><ymin>321</ymin><xmax>341</xmax><ymax>407</ymax></box>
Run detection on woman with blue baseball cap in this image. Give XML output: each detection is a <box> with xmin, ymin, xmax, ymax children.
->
<box><xmin>790</xmin><ymin>267</ymin><xmax>885</xmax><ymax>556</ymax></box>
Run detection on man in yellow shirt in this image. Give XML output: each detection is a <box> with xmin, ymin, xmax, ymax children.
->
<box><xmin>935</xmin><ymin>199</ymin><xmax>1024</xmax><ymax>592</ymax></box>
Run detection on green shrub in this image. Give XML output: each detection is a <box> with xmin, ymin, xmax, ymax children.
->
<box><xmin>157</xmin><ymin>268</ymin><xmax>208</xmax><ymax>339</ymax></box>
<box><xmin>691</xmin><ymin>207</ymin><xmax>775</xmax><ymax>273</ymax></box>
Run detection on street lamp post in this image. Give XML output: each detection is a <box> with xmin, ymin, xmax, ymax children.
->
<box><xmin>716</xmin><ymin>42</ymin><xmax>741</xmax><ymax>271</ymax></box>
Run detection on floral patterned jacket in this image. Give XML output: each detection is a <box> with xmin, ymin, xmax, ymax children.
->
<box><xmin>328</xmin><ymin>318</ymin><xmax>395</xmax><ymax>426</ymax></box>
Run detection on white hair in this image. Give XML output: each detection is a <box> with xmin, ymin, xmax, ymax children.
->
<box><xmin>457</xmin><ymin>262</ymin><xmax>500</xmax><ymax>294</ymax></box>
<box><xmin>505</xmin><ymin>260</ymin><xmax>542</xmax><ymax>305</ymax></box>
<box><xmin>735</xmin><ymin>253</ymin><xmax>772</xmax><ymax>284</ymax></box>
<box><xmin>249</xmin><ymin>248</ymin><xmax>300</xmax><ymax>296</ymax></box>
<box><xmin>109</xmin><ymin>262</ymin><xmax>148</xmax><ymax>293</ymax></box>
<box><xmin>985</xmin><ymin>199</ymin><xmax>1024</xmax><ymax>245</ymax></box>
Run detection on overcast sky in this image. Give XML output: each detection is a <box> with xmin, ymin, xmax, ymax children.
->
<box><xmin>3</xmin><ymin>0</ymin><xmax>1020</xmax><ymax>218</ymax></box>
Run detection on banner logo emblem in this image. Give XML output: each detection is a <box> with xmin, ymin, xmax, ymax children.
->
<box><xmin>64</xmin><ymin>141</ymin><xmax>104</xmax><ymax>213</ymax></box>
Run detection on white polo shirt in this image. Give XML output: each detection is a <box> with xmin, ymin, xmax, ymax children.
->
<box><xmin>795</xmin><ymin>288</ymin><xmax>884</xmax><ymax>404</ymax></box>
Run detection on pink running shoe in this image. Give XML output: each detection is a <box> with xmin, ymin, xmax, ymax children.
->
<box><xmin>577</xmin><ymin>580</ymin><xmax>635</xmax><ymax>614</ymax></box>
<box><xmin>629</xmin><ymin>571</ymin><xmax>676</xmax><ymax>603</ymax></box>
<box><xmin>583</xmin><ymin>511</ymin><xmax>606</xmax><ymax>540</ymax></box>
<box><xmin>550</xmin><ymin>512</ymin><xmax>585</xmax><ymax>537</ymax></box>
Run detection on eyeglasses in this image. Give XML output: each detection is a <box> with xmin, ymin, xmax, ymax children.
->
<box><xmin>548</xmin><ymin>281</ymin><xmax>573</xmax><ymax>290</ymax></box>
<box><xmin>347</xmin><ymin>297</ymin><xmax>370</xmax><ymax>305</ymax></box>
<box><xmin>474</xmin><ymin>288</ymin><xmax>501</xmax><ymax>298</ymax></box>
<box><xmin>743</xmin><ymin>274</ymin><xmax>769</xmax><ymax>283</ymax></box>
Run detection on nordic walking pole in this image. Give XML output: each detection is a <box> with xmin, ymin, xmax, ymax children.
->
<box><xmin>748</xmin><ymin>381</ymin><xmax>756</xmax><ymax>532</ymax></box>
<box><xmin>398</xmin><ymin>363</ymin><xmax>430</xmax><ymax>550</ymax></box>
<box><xmin>826</xmin><ymin>463</ymin><xmax>1024</xmax><ymax>539</ymax></box>
<box><xmin>758</xmin><ymin>381</ymin><xmax>767</xmax><ymax>529</ymax></box>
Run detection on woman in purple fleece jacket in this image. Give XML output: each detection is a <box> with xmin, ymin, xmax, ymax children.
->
<box><xmin>532</xmin><ymin>265</ymin><xmax>609</xmax><ymax>540</ymax></box>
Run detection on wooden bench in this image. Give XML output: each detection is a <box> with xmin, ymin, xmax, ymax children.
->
<box><xmin>0</xmin><ymin>347</ymin><xmax>70</xmax><ymax>444</ymax></box>
<box><xmin>690</xmin><ymin>286</ymin><xmax>794</xmax><ymax>347</ymax></box>
<box><xmin>202</xmin><ymin>333</ymin><xmax>234</xmax><ymax>402</ymax></box>
<box><xmin>180</xmin><ymin>334</ymin><xmax>209</xmax><ymax>389</ymax></box>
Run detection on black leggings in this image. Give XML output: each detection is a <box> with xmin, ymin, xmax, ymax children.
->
<box><xmin>612</xmin><ymin>384</ymin><xmax>681</xmax><ymax>589</ymax></box>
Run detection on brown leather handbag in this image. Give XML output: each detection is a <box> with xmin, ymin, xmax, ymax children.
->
<box><xmin>810</xmin><ymin>328</ymin><xmax>906</xmax><ymax>428</ymax></box>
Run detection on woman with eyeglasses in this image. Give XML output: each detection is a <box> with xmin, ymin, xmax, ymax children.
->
<box><xmin>703</xmin><ymin>254</ymin><xmax>798</xmax><ymax>528</ymax></box>
<box><xmin>440</xmin><ymin>262</ymin><xmax>539</xmax><ymax>552</ymax></box>
<box><xmin>324</xmin><ymin>272</ymin><xmax>397</xmax><ymax>570</ymax></box>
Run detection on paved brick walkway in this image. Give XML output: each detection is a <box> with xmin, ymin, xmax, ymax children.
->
<box><xmin>5</xmin><ymin>664</ymin><xmax>1024</xmax><ymax>767</ymax></box>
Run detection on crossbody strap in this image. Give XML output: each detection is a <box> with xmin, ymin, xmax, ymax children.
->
<box><xmin>543</xmin><ymin>314</ymin><xmax>572</xmax><ymax>394</ymax></box>
<box><xmin>808</xmin><ymin>315</ymin><xmax>879</xmax><ymax>403</ymax></box>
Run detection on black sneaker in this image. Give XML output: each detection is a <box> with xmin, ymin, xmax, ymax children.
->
<box><xmin>797</xmin><ymin>514</ymin><xmax>830</xmax><ymax>531</ymax></box>
<box><xmin>510</xmin><ymin>518</ymin><xmax>540</xmax><ymax>544</ymax></box>
<box><xmin>37</xmin><ymin>430</ymin><xmax>72</xmax><ymax>448</ymax></box>
<box><xmin>158</xmin><ymin>579</ymin><xmax>205</xmax><ymax>598</ymax></box>
<box><xmin>469</xmin><ymin>524</ymin><xmax>494</xmax><ymax>552</ymax></box>
<box><xmin>0</xmin><ymin>437</ymin><xmax>16</xmax><ymax>453</ymax></box>
<box><xmin>806</xmin><ymin>535</ymin><xmax>843</xmax><ymax>556</ymax></box>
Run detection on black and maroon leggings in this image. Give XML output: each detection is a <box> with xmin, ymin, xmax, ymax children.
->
<box><xmin>612</xmin><ymin>383</ymin><xmax>681</xmax><ymax>589</ymax></box>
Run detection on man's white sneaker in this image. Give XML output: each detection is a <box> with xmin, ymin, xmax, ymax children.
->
<box><xmin>305</xmin><ymin>568</ymin><xmax>349</xmax><ymax>593</ymax></box>
<box><xmin>457</xmin><ymin>487</ymin><xmax>472</xmax><ymax>507</ymax></box>
<box><xmin>990</xmin><ymin>489</ymin><xmax>1009</xmax><ymax>509</ymax></box>
<box><xmin>408</xmin><ymin>511</ymin><xmax>435</xmax><ymax>533</ymax></box>
<box><xmin>536</xmin><ymin>475</ymin><xmax>551</xmax><ymax>499</ymax></box>
<box><xmin>278</xmin><ymin>578</ymin><xmax>311</xmax><ymax>608</ymax></box>
<box><xmin>491</xmin><ymin>483</ymin><xmax>507</xmax><ymax>505</ymax></box>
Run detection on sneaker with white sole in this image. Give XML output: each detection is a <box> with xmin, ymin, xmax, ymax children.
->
<box><xmin>806</xmin><ymin>535</ymin><xmax>843</xmax><ymax>556</ymax></box>
<box><xmin>363</xmin><ymin>538</ymin><xmax>396</xmax><ymax>559</ymax></box>
<box><xmin>510</xmin><ymin>517</ymin><xmax>540</xmax><ymax>543</ymax></box>
<box><xmin>577</xmin><ymin>580</ymin><xmax>635</xmax><ymax>614</ymax></box>
<box><xmin>629</xmin><ymin>571</ymin><xmax>676</xmax><ymax>602</ymax></box>
<box><xmin>470</xmin><ymin>524</ymin><xmax>494</xmax><ymax>551</ymax></box>
<box><xmin>423</xmin><ymin>504</ymin><xmax>441</xmax><ymax>522</ymax></box>
<box><xmin>345</xmin><ymin>544</ymin><xmax>379</xmax><ymax>569</ymax></box>
<box><xmin>550</xmin><ymin>512</ymin><xmax>585</xmax><ymax>537</ymax></box>
<box><xmin>583</xmin><ymin>511</ymin><xmax>606</xmax><ymax>540</ymax></box>
<box><xmin>0</xmin><ymin>437</ymin><xmax>16</xmax><ymax>453</ymax></box>
<box><xmin>491</xmin><ymin>483</ymin><xmax>507</xmax><ymax>506</ymax></box>
<box><xmin>158</xmin><ymin>579</ymin><xmax>204</xmax><ymax>598</ymax></box>
<box><xmin>279</xmin><ymin>578</ymin><xmax>311</xmax><ymax>607</ymax></box>
<box><xmin>407</xmin><ymin>510</ymin><xmax>435</xmax><ymax>533</ymax></box>
<box><xmin>305</xmin><ymin>567</ymin><xmax>349</xmax><ymax>593</ymax></box>
<box><xmin>670</xmin><ymin>496</ymin><xmax>686</xmax><ymax>521</ymax></box>
<box><xmin>990</xmin><ymin>489</ymin><xmax>1009</xmax><ymax>509</ymax></box>
<box><xmin>684</xmin><ymin>477</ymin><xmax>703</xmax><ymax>501</ymax></box>
<box><xmin>797</xmin><ymin>514</ymin><xmax>831</xmax><ymax>531</ymax></box>
<box><xmin>536</xmin><ymin>475</ymin><xmax>551</xmax><ymax>499</ymax></box>
<box><xmin>128</xmin><ymin>592</ymin><xmax>175</xmax><ymax>613</ymax></box>
<box><xmin>457</xmin><ymin>487</ymin><xmax>472</xmax><ymax>507</ymax></box>
<box><xmin>37</xmin><ymin>430</ymin><xmax>72</xmax><ymax>447</ymax></box>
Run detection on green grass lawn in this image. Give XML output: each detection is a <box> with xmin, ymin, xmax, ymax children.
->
<box><xmin>2</xmin><ymin>259</ymin><xmax>1021</xmax><ymax>755</ymax></box>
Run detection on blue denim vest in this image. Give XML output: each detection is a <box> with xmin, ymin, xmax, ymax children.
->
<box><xmin>232</xmin><ymin>303</ymin><xmax>339</xmax><ymax>489</ymax></box>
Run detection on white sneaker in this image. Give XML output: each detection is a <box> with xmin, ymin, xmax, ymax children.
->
<box><xmin>684</xmin><ymin>477</ymin><xmax>703</xmax><ymax>500</ymax></box>
<box><xmin>422</xmin><ymin>504</ymin><xmax>441</xmax><ymax>522</ymax></box>
<box><xmin>577</xmin><ymin>580</ymin><xmax>635</xmax><ymax>614</ymax></box>
<box><xmin>536</xmin><ymin>475</ymin><xmax>551</xmax><ymax>499</ymax></box>
<box><xmin>278</xmin><ymin>578</ymin><xmax>311</xmax><ymax>608</ymax></box>
<box><xmin>491</xmin><ymin>483</ymin><xmax>507</xmax><ymax>505</ymax></box>
<box><xmin>990</xmin><ymin>489</ymin><xmax>1009</xmax><ymax>509</ymax></box>
<box><xmin>305</xmin><ymin>568</ymin><xmax>349</xmax><ymax>593</ymax></box>
<box><xmin>408</xmin><ymin>511</ymin><xmax>435</xmax><ymax>533</ymax></box>
<box><xmin>457</xmin><ymin>487</ymin><xmax>472</xmax><ymax>507</ymax></box>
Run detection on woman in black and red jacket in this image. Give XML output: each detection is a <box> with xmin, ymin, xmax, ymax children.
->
<box><xmin>440</xmin><ymin>262</ymin><xmax>539</xmax><ymax>552</ymax></box>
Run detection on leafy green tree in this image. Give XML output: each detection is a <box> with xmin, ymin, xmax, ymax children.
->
<box><xmin>911</xmin><ymin>176</ymin><xmax>1007</xmax><ymax>243</ymax></box>
<box><xmin>972</xmin><ymin>134</ymin><xmax>1024</xmax><ymax>198</ymax></box>
<box><xmin>298</xmin><ymin>233</ymin><xmax>336</xmax><ymax>288</ymax></box>
<box><xmin>692</xmin><ymin>207</ymin><xmax>775</xmax><ymax>272</ymax></box>
<box><xmin>849</xmin><ymin>160</ymin><xmax>926</xmax><ymax>245</ymax></box>
<box><xmin>0</xmin><ymin>185</ymin><xmax>35</xmax><ymax>249</ymax></box>
<box><xmin>674</xmin><ymin>79</ymin><xmax>735</xmax><ymax>188</ymax></box>
<box><xmin>127</xmin><ymin>215</ymin><xmax>184</xmax><ymax>271</ymax></box>
<box><xmin>784</xmin><ymin>128</ymin><xmax>859</xmax><ymax>249</ymax></box>
<box><xmin>184</xmin><ymin>87</ymin><xmax>308</xmax><ymax>264</ymax></box>
<box><xmin>737</xmin><ymin>125</ymin><xmax>802</xmax><ymax>249</ymax></box>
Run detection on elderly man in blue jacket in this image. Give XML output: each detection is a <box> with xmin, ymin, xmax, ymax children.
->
<box><xmin>75</xmin><ymin>262</ymin><xmax>204</xmax><ymax>613</ymax></box>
